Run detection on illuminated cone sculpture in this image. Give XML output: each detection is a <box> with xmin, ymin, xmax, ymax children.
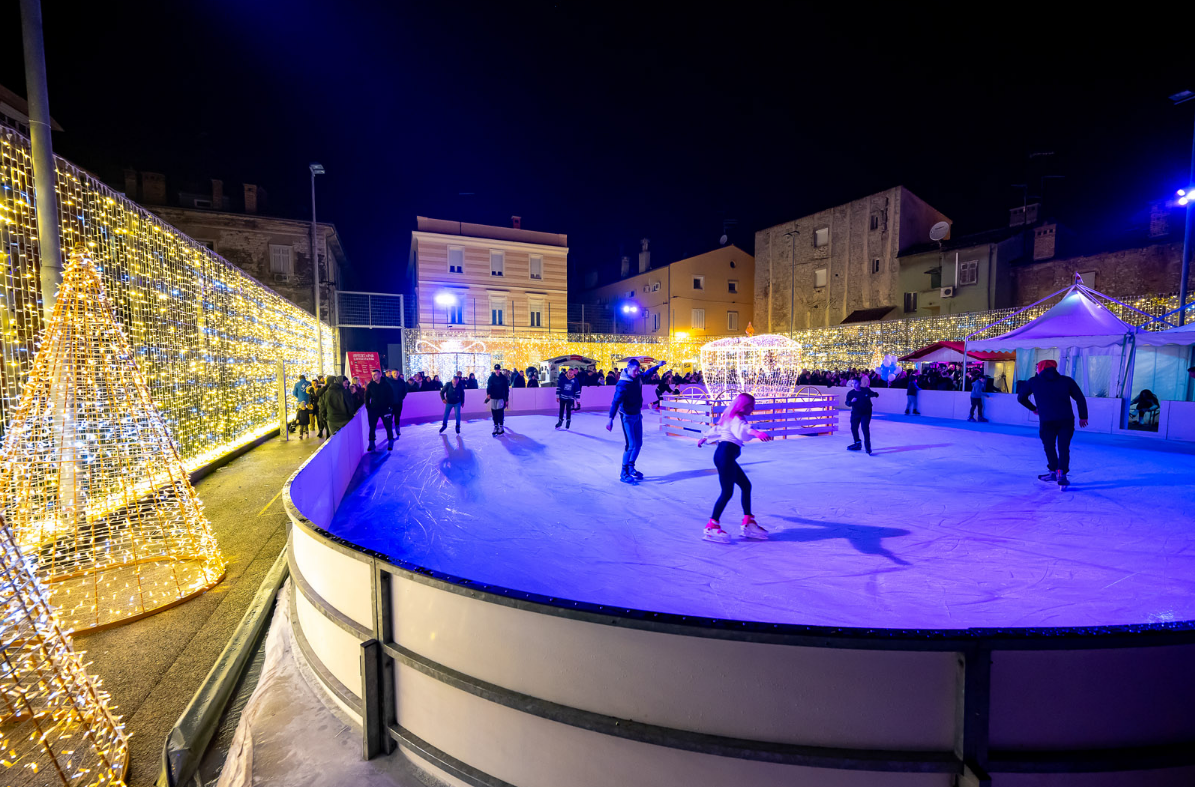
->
<box><xmin>0</xmin><ymin>245</ymin><xmax>225</xmax><ymax>633</ymax></box>
<box><xmin>0</xmin><ymin>515</ymin><xmax>128</xmax><ymax>785</ymax></box>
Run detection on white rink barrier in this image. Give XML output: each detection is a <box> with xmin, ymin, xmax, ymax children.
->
<box><xmin>282</xmin><ymin>408</ymin><xmax>1195</xmax><ymax>787</ymax></box>
<box><xmin>393</xmin><ymin>386</ymin><xmax>617</xmax><ymax>426</ymax></box>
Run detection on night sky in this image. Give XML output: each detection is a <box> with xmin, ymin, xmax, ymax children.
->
<box><xmin>1</xmin><ymin>2</ymin><xmax>1192</xmax><ymax>293</ymax></box>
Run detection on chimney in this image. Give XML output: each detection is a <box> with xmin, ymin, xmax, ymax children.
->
<box><xmin>244</xmin><ymin>183</ymin><xmax>258</xmax><ymax>214</ymax></box>
<box><xmin>141</xmin><ymin>172</ymin><xmax>166</xmax><ymax>205</ymax></box>
<box><xmin>1009</xmin><ymin>202</ymin><xmax>1041</xmax><ymax>227</ymax></box>
<box><xmin>211</xmin><ymin>179</ymin><xmax>224</xmax><ymax>210</ymax></box>
<box><xmin>512</xmin><ymin>215</ymin><xmax>521</xmax><ymax>229</ymax></box>
<box><xmin>638</xmin><ymin>238</ymin><xmax>650</xmax><ymax>273</ymax></box>
<box><xmin>1033</xmin><ymin>223</ymin><xmax>1057</xmax><ymax>261</ymax></box>
<box><xmin>123</xmin><ymin>168</ymin><xmax>138</xmax><ymax>199</ymax></box>
<box><xmin>620</xmin><ymin>255</ymin><xmax>630</xmax><ymax>278</ymax></box>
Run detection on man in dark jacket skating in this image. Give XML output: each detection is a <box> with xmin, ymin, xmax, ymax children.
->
<box><xmin>1017</xmin><ymin>359</ymin><xmax>1088</xmax><ymax>487</ymax></box>
<box><xmin>555</xmin><ymin>366</ymin><xmax>582</xmax><ymax>429</ymax></box>
<box><xmin>845</xmin><ymin>376</ymin><xmax>879</xmax><ymax>454</ymax></box>
<box><xmin>605</xmin><ymin>358</ymin><xmax>666</xmax><ymax>483</ymax></box>
<box><xmin>385</xmin><ymin>369</ymin><xmax>407</xmax><ymax>437</ymax></box>
<box><xmin>365</xmin><ymin>369</ymin><xmax>394</xmax><ymax>451</ymax></box>
<box><xmin>440</xmin><ymin>372</ymin><xmax>467</xmax><ymax>433</ymax></box>
<box><xmin>486</xmin><ymin>364</ymin><xmax>511</xmax><ymax>435</ymax></box>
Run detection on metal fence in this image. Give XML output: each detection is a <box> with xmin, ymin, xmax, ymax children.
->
<box><xmin>337</xmin><ymin>291</ymin><xmax>406</xmax><ymax>328</ymax></box>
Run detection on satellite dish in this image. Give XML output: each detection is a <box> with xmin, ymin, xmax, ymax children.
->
<box><xmin>719</xmin><ymin>234</ymin><xmax>728</xmax><ymax>246</ymax></box>
<box><xmin>929</xmin><ymin>221</ymin><xmax>950</xmax><ymax>242</ymax></box>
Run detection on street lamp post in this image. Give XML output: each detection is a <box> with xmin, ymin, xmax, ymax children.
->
<box><xmin>309</xmin><ymin>163</ymin><xmax>326</xmax><ymax>371</ymax></box>
<box><xmin>1172</xmin><ymin>91</ymin><xmax>1195</xmax><ymax>325</ymax></box>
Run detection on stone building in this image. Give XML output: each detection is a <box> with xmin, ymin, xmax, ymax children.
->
<box><xmin>584</xmin><ymin>244</ymin><xmax>754</xmax><ymax>338</ymax></box>
<box><xmin>754</xmin><ymin>187</ymin><xmax>950</xmax><ymax>331</ymax></box>
<box><xmin>121</xmin><ymin>171</ymin><xmax>347</xmax><ymax>327</ymax></box>
<box><xmin>897</xmin><ymin>228</ymin><xmax>1025</xmax><ymax>317</ymax></box>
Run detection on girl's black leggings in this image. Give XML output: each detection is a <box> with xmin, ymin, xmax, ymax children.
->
<box><xmin>712</xmin><ymin>442</ymin><xmax>751</xmax><ymax>521</ymax></box>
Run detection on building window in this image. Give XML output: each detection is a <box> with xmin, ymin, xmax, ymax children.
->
<box><xmin>870</xmin><ymin>214</ymin><xmax>879</xmax><ymax>231</ymax></box>
<box><xmin>448</xmin><ymin>300</ymin><xmax>464</xmax><ymax>324</ymax></box>
<box><xmin>490</xmin><ymin>250</ymin><xmax>505</xmax><ymax>277</ymax></box>
<box><xmin>651</xmin><ymin>280</ymin><xmax>661</xmax><ymax>292</ymax></box>
<box><xmin>691</xmin><ymin>308</ymin><xmax>706</xmax><ymax>331</ymax></box>
<box><xmin>269</xmin><ymin>244</ymin><xmax>293</xmax><ymax>275</ymax></box>
<box><xmin>728</xmin><ymin>279</ymin><xmax>739</xmax><ymax>294</ymax></box>
<box><xmin>490</xmin><ymin>296</ymin><xmax>505</xmax><ymax>326</ymax></box>
<box><xmin>448</xmin><ymin>246</ymin><xmax>464</xmax><ymax>273</ymax></box>
<box><xmin>959</xmin><ymin>259</ymin><xmax>979</xmax><ymax>286</ymax></box>
<box><xmin>904</xmin><ymin>292</ymin><xmax>918</xmax><ymax>313</ymax></box>
<box><xmin>871</xmin><ymin>258</ymin><xmax>881</xmax><ymax>274</ymax></box>
<box><xmin>530</xmin><ymin>255</ymin><xmax>543</xmax><ymax>280</ymax></box>
<box><xmin>814</xmin><ymin>227</ymin><xmax>829</xmax><ymax>247</ymax></box>
<box><xmin>1077</xmin><ymin>270</ymin><xmax>1097</xmax><ymax>287</ymax></box>
<box><xmin>652</xmin><ymin>312</ymin><xmax>660</xmax><ymax>331</ymax></box>
<box><xmin>814</xmin><ymin>268</ymin><xmax>827</xmax><ymax>288</ymax></box>
<box><xmin>693</xmin><ymin>276</ymin><xmax>704</xmax><ymax>291</ymax></box>
<box><xmin>197</xmin><ymin>240</ymin><xmax>215</xmax><ymax>251</ymax></box>
<box><xmin>528</xmin><ymin>299</ymin><xmax>543</xmax><ymax>328</ymax></box>
<box><xmin>727</xmin><ymin>311</ymin><xmax>739</xmax><ymax>331</ymax></box>
<box><xmin>643</xmin><ymin>284</ymin><xmax>650</xmax><ymax>294</ymax></box>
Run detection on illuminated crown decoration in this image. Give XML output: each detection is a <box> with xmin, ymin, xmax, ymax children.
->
<box><xmin>0</xmin><ymin>514</ymin><xmax>129</xmax><ymax>785</ymax></box>
<box><xmin>699</xmin><ymin>334</ymin><xmax>802</xmax><ymax>401</ymax></box>
<box><xmin>0</xmin><ymin>246</ymin><xmax>225</xmax><ymax>633</ymax></box>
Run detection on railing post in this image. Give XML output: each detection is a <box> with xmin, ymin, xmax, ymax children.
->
<box><xmin>361</xmin><ymin>639</ymin><xmax>385</xmax><ymax>759</ymax></box>
<box><xmin>955</xmin><ymin>645</ymin><xmax>992</xmax><ymax>787</ymax></box>
<box><xmin>372</xmin><ymin>563</ymin><xmax>396</xmax><ymax>755</ymax></box>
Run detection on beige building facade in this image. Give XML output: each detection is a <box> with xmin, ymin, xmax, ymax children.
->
<box><xmin>754</xmin><ymin>186</ymin><xmax>950</xmax><ymax>331</ymax></box>
<box><xmin>586</xmin><ymin>245</ymin><xmax>754</xmax><ymax>338</ymax></box>
<box><xmin>409</xmin><ymin>217</ymin><xmax>568</xmax><ymax>333</ymax></box>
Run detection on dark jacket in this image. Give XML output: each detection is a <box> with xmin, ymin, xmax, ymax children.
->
<box><xmin>557</xmin><ymin>375</ymin><xmax>582</xmax><ymax>401</ymax></box>
<box><xmin>386</xmin><ymin>375</ymin><xmax>407</xmax><ymax>404</ymax></box>
<box><xmin>608</xmin><ymin>362</ymin><xmax>665</xmax><ymax>418</ymax></box>
<box><xmin>441</xmin><ymin>380</ymin><xmax>466</xmax><ymax>405</ymax></box>
<box><xmin>323</xmin><ymin>377</ymin><xmax>357</xmax><ymax>430</ymax></box>
<box><xmin>1017</xmin><ymin>367</ymin><xmax>1088</xmax><ymax>421</ymax></box>
<box><xmin>366</xmin><ymin>379</ymin><xmax>392</xmax><ymax>413</ymax></box>
<box><xmin>512</xmin><ymin>373</ymin><xmax>526</xmax><ymax>388</ymax></box>
<box><xmin>845</xmin><ymin>387</ymin><xmax>879</xmax><ymax>413</ymax></box>
<box><xmin>421</xmin><ymin>379</ymin><xmax>438</xmax><ymax>392</ymax></box>
<box><xmin>465</xmin><ymin>376</ymin><xmax>479</xmax><ymax>389</ymax></box>
<box><xmin>487</xmin><ymin>372</ymin><xmax>510</xmax><ymax>402</ymax></box>
<box><xmin>906</xmin><ymin>378</ymin><xmax>919</xmax><ymax>394</ymax></box>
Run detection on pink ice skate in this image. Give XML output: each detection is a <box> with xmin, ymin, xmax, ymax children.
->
<box><xmin>741</xmin><ymin>515</ymin><xmax>768</xmax><ymax>540</ymax></box>
<box><xmin>703</xmin><ymin>519</ymin><xmax>731</xmax><ymax>544</ymax></box>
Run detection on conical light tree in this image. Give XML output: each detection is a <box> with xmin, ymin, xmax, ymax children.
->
<box><xmin>0</xmin><ymin>514</ymin><xmax>128</xmax><ymax>786</ymax></box>
<box><xmin>0</xmin><ymin>245</ymin><xmax>225</xmax><ymax>633</ymax></box>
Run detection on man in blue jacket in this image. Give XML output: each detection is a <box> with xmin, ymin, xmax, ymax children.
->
<box><xmin>605</xmin><ymin>358</ymin><xmax>666</xmax><ymax>483</ymax></box>
<box><xmin>1017</xmin><ymin>359</ymin><xmax>1088</xmax><ymax>487</ymax></box>
<box><xmin>555</xmin><ymin>366</ymin><xmax>582</xmax><ymax>429</ymax></box>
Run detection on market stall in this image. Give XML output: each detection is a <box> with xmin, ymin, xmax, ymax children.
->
<box><xmin>899</xmin><ymin>341</ymin><xmax>1016</xmax><ymax>391</ymax></box>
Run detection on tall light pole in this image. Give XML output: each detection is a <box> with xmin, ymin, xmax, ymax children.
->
<box><xmin>784</xmin><ymin>228</ymin><xmax>799</xmax><ymax>337</ymax></box>
<box><xmin>20</xmin><ymin>0</ymin><xmax>62</xmax><ymax>319</ymax></box>
<box><xmin>1172</xmin><ymin>91</ymin><xmax>1195</xmax><ymax>326</ymax></box>
<box><xmin>309</xmin><ymin>162</ymin><xmax>325</xmax><ymax>371</ymax></box>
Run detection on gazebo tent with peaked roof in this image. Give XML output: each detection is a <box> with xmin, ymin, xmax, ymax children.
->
<box><xmin>898</xmin><ymin>341</ymin><xmax>1014</xmax><ymax>364</ymax></box>
<box><xmin>967</xmin><ymin>285</ymin><xmax>1139</xmax><ymax>398</ymax></box>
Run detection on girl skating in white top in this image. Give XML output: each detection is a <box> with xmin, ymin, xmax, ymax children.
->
<box><xmin>696</xmin><ymin>393</ymin><xmax>772</xmax><ymax>543</ymax></box>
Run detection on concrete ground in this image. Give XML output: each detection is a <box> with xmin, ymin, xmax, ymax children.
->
<box><xmin>78</xmin><ymin>432</ymin><xmax>321</xmax><ymax>787</ymax></box>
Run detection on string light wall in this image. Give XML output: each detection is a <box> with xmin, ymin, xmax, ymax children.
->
<box><xmin>0</xmin><ymin>128</ymin><xmax>332</xmax><ymax>470</ymax></box>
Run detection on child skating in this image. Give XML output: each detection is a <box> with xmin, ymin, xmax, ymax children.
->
<box><xmin>845</xmin><ymin>376</ymin><xmax>879</xmax><ymax>454</ymax></box>
<box><xmin>697</xmin><ymin>393</ymin><xmax>773</xmax><ymax>544</ymax></box>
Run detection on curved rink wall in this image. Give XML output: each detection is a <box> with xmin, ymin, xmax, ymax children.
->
<box><xmin>283</xmin><ymin>392</ymin><xmax>1195</xmax><ymax>787</ymax></box>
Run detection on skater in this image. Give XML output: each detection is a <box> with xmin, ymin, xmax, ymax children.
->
<box><xmin>440</xmin><ymin>371</ymin><xmax>466</xmax><ymax>433</ymax></box>
<box><xmin>845</xmin><ymin>376</ymin><xmax>879</xmax><ymax>454</ymax></box>
<box><xmin>386</xmin><ymin>369</ymin><xmax>407</xmax><ymax>437</ymax></box>
<box><xmin>905</xmin><ymin>374</ymin><xmax>920</xmax><ymax>415</ymax></box>
<box><xmin>365</xmin><ymin>369</ymin><xmax>394</xmax><ymax>451</ymax></box>
<box><xmin>697</xmin><ymin>393</ymin><xmax>773</xmax><ymax>544</ymax></box>
<box><xmin>555</xmin><ymin>366</ymin><xmax>582</xmax><ymax>429</ymax></box>
<box><xmin>1017</xmin><ymin>359</ymin><xmax>1088</xmax><ymax>487</ymax></box>
<box><xmin>486</xmin><ymin>363</ymin><xmax>510</xmax><ymax>435</ymax></box>
<box><xmin>653</xmin><ymin>372</ymin><xmax>678</xmax><ymax>411</ymax></box>
<box><xmin>605</xmin><ymin>357</ymin><xmax>666</xmax><ymax>483</ymax></box>
<box><xmin>968</xmin><ymin>375</ymin><xmax>989</xmax><ymax>422</ymax></box>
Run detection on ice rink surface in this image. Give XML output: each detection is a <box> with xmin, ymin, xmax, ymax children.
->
<box><xmin>328</xmin><ymin>410</ymin><xmax>1195</xmax><ymax>630</ymax></box>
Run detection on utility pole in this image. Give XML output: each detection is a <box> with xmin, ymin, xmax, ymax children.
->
<box><xmin>309</xmin><ymin>163</ymin><xmax>325</xmax><ymax>371</ymax></box>
<box><xmin>784</xmin><ymin>228</ymin><xmax>799</xmax><ymax>337</ymax></box>
<box><xmin>20</xmin><ymin>0</ymin><xmax>62</xmax><ymax>319</ymax></box>
<box><xmin>1173</xmin><ymin>91</ymin><xmax>1195</xmax><ymax>326</ymax></box>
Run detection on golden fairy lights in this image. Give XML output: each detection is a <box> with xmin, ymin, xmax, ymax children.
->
<box><xmin>0</xmin><ymin>246</ymin><xmax>226</xmax><ymax>633</ymax></box>
<box><xmin>0</xmin><ymin>128</ymin><xmax>332</xmax><ymax>470</ymax></box>
<box><xmin>700</xmin><ymin>334</ymin><xmax>803</xmax><ymax>400</ymax></box>
<box><xmin>0</xmin><ymin>512</ymin><xmax>128</xmax><ymax>785</ymax></box>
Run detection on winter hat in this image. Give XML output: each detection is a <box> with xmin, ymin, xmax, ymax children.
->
<box><xmin>1036</xmin><ymin>359</ymin><xmax>1058</xmax><ymax>373</ymax></box>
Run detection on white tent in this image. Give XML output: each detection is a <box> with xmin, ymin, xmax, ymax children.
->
<box><xmin>967</xmin><ymin>286</ymin><xmax>1138</xmax><ymax>398</ymax></box>
<box><xmin>1129</xmin><ymin>320</ymin><xmax>1195</xmax><ymax>401</ymax></box>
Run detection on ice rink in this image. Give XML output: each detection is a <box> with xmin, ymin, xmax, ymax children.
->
<box><xmin>327</xmin><ymin>409</ymin><xmax>1195</xmax><ymax>631</ymax></box>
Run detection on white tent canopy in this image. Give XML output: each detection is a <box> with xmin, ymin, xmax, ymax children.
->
<box><xmin>1135</xmin><ymin>320</ymin><xmax>1195</xmax><ymax>347</ymax></box>
<box><xmin>967</xmin><ymin>286</ymin><xmax>1138</xmax><ymax>398</ymax></box>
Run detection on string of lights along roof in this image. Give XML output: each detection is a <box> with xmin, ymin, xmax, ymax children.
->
<box><xmin>0</xmin><ymin>128</ymin><xmax>331</xmax><ymax>471</ymax></box>
<box><xmin>0</xmin><ymin>511</ymin><xmax>129</xmax><ymax>786</ymax></box>
<box><xmin>0</xmin><ymin>245</ymin><xmax>226</xmax><ymax>633</ymax></box>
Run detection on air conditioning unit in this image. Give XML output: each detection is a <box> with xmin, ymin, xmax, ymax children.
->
<box><xmin>940</xmin><ymin>286</ymin><xmax>955</xmax><ymax>298</ymax></box>
<box><xmin>272</xmin><ymin>273</ymin><xmax>291</xmax><ymax>283</ymax></box>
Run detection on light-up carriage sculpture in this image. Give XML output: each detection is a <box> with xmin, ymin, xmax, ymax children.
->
<box><xmin>408</xmin><ymin>338</ymin><xmax>492</xmax><ymax>381</ymax></box>
<box><xmin>658</xmin><ymin>334</ymin><xmax>837</xmax><ymax>439</ymax></box>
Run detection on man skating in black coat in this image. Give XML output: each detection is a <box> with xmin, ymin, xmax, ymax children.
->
<box><xmin>365</xmin><ymin>369</ymin><xmax>394</xmax><ymax>451</ymax></box>
<box><xmin>385</xmin><ymin>369</ymin><xmax>407</xmax><ymax>437</ymax></box>
<box><xmin>1017</xmin><ymin>359</ymin><xmax>1089</xmax><ymax>487</ymax></box>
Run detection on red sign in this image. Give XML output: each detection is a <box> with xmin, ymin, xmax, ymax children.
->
<box><xmin>345</xmin><ymin>351</ymin><xmax>381</xmax><ymax>384</ymax></box>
